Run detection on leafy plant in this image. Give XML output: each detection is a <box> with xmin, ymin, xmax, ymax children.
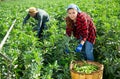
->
<box><xmin>73</xmin><ymin>61</ymin><xmax>99</xmax><ymax>74</ymax></box>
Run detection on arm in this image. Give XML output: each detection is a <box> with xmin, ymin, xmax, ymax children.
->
<box><xmin>75</xmin><ymin>14</ymin><xmax>88</xmax><ymax>52</ymax></box>
<box><xmin>22</xmin><ymin>14</ymin><xmax>30</xmax><ymax>26</ymax></box>
<box><xmin>66</xmin><ymin>26</ymin><xmax>72</xmax><ymax>37</ymax></box>
<box><xmin>80</xmin><ymin>16</ymin><xmax>88</xmax><ymax>45</ymax></box>
<box><xmin>65</xmin><ymin>16</ymin><xmax>73</xmax><ymax>37</ymax></box>
<box><xmin>38</xmin><ymin>17</ymin><xmax>42</xmax><ymax>28</ymax></box>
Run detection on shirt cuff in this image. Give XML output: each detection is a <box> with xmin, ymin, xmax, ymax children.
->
<box><xmin>82</xmin><ymin>38</ymin><xmax>87</xmax><ymax>41</ymax></box>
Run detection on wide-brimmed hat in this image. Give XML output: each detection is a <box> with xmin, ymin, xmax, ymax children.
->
<box><xmin>26</xmin><ymin>7</ymin><xmax>38</xmax><ymax>13</ymax></box>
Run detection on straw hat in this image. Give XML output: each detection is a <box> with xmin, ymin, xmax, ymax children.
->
<box><xmin>26</xmin><ymin>7</ymin><xmax>38</xmax><ymax>13</ymax></box>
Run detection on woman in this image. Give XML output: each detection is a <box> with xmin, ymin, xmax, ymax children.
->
<box><xmin>65</xmin><ymin>4</ymin><xmax>96</xmax><ymax>61</ymax></box>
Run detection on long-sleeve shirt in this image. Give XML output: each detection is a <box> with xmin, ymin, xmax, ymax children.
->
<box><xmin>66</xmin><ymin>12</ymin><xmax>96</xmax><ymax>44</ymax></box>
<box><xmin>23</xmin><ymin>9</ymin><xmax>49</xmax><ymax>28</ymax></box>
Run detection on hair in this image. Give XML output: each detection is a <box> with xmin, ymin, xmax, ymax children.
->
<box><xmin>65</xmin><ymin>16</ymin><xmax>74</xmax><ymax>29</ymax></box>
<box><xmin>67</xmin><ymin>8</ymin><xmax>73</xmax><ymax>12</ymax></box>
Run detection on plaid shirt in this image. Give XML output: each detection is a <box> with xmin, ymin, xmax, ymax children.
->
<box><xmin>66</xmin><ymin>12</ymin><xmax>96</xmax><ymax>44</ymax></box>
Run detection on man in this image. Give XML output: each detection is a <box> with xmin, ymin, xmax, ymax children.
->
<box><xmin>23</xmin><ymin>7</ymin><xmax>49</xmax><ymax>38</ymax></box>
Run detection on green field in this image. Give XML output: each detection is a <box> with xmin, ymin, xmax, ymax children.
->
<box><xmin>0</xmin><ymin>0</ymin><xmax>120</xmax><ymax>79</ymax></box>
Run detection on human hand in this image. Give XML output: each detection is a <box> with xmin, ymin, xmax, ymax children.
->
<box><xmin>75</xmin><ymin>44</ymin><xmax>83</xmax><ymax>52</ymax></box>
<box><xmin>65</xmin><ymin>48</ymin><xmax>70</xmax><ymax>54</ymax></box>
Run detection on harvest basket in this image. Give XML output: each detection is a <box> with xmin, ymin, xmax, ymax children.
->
<box><xmin>70</xmin><ymin>60</ymin><xmax>104</xmax><ymax>79</ymax></box>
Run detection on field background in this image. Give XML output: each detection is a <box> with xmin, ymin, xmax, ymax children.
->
<box><xmin>0</xmin><ymin>0</ymin><xmax>120</xmax><ymax>79</ymax></box>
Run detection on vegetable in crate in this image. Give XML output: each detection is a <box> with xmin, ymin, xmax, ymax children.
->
<box><xmin>73</xmin><ymin>61</ymin><xmax>99</xmax><ymax>74</ymax></box>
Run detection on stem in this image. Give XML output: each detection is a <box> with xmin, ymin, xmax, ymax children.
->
<box><xmin>0</xmin><ymin>52</ymin><xmax>11</xmax><ymax>62</ymax></box>
<box><xmin>0</xmin><ymin>19</ymin><xmax>16</xmax><ymax>79</ymax></box>
<box><xmin>0</xmin><ymin>19</ymin><xmax>16</xmax><ymax>50</ymax></box>
<box><xmin>0</xmin><ymin>19</ymin><xmax>16</xmax><ymax>62</ymax></box>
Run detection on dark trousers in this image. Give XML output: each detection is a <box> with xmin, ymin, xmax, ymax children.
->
<box><xmin>37</xmin><ymin>22</ymin><xmax>47</xmax><ymax>38</ymax></box>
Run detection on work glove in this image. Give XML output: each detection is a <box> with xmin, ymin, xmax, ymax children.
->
<box><xmin>65</xmin><ymin>48</ymin><xmax>70</xmax><ymax>54</ymax></box>
<box><xmin>75</xmin><ymin>44</ymin><xmax>83</xmax><ymax>53</ymax></box>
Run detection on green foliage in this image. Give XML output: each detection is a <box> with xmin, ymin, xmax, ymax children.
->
<box><xmin>0</xmin><ymin>0</ymin><xmax>120</xmax><ymax>79</ymax></box>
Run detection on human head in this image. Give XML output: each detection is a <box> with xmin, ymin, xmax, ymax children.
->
<box><xmin>66</xmin><ymin>4</ymin><xmax>81</xmax><ymax>21</ymax></box>
<box><xmin>26</xmin><ymin>7</ymin><xmax>38</xmax><ymax>17</ymax></box>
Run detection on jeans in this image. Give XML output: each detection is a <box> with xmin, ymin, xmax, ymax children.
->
<box><xmin>81</xmin><ymin>41</ymin><xmax>94</xmax><ymax>61</ymax></box>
